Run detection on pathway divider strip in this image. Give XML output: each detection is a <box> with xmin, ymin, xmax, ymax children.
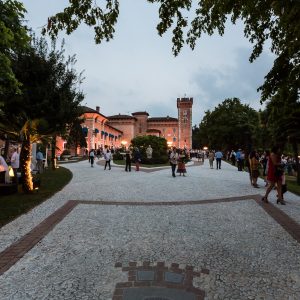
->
<box><xmin>78</xmin><ymin>194</ymin><xmax>258</xmax><ymax>206</ymax></box>
<box><xmin>0</xmin><ymin>194</ymin><xmax>299</xmax><ymax>277</ymax></box>
<box><xmin>253</xmin><ymin>194</ymin><xmax>300</xmax><ymax>243</ymax></box>
<box><xmin>0</xmin><ymin>200</ymin><xmax>78</xmax><ymax>276</ymax></box>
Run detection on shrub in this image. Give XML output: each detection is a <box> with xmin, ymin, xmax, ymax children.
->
<box><xmin>113</xmin><ymin>150</ymin><xmax>124</xmax><ymax>160</ymax></box>
<box><xmin>131</xmin><ymin>135</ymin><xmax>168</xmax><ymax>164</ymax></box>
<box><xmin>61</xmin><ymin>149</ymin><xmax>71</xmax><ymax>156</ymax></box>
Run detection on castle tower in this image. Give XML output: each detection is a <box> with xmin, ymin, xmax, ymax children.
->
<box><xmin>177</xmin><ymin>97</ymin><xmax>193</xmax><ymax>149</ymax></box>
<box><xmin>132</xmin><ymin>111</ymin><xmax>149</xmax><ymax>135</ymax></box>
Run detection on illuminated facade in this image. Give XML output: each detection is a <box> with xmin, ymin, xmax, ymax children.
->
<box><xmin>107</xmin><ymin>97</ymin><xmax>193</xmax><ymax>149</ymax></box>
<box><xmin>56</xmin><ymin>97</ymin><xmax>193</xmax><ymax>154</ymax></box>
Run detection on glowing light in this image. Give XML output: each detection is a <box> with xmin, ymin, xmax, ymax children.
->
<box><xmin>8</xmin><ymin>166</ymin><xmax>14</xmax><ymax>177</ymax></box>
<box><xmin>121</xmin><ymin>140</ymin><xmax>127</xmax><ymax>145</ymax></box>
<box><xmin>203</xmin><ymin>146</ymin><xmax>208</xmax><ymax>150</ymax></box>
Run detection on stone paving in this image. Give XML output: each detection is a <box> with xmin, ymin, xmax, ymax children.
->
<box><xmin>0</xmin><ymin>159</ymin><xmax>300</xmax><ymax>299</ymax></box>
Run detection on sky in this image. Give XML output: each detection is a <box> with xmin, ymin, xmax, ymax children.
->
<box><xmin>22</xmin><ymin>0</ymin><xmax>274</xmax><ymax>126</ymax></box>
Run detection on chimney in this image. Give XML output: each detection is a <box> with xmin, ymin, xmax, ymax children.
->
<box><xmin>96</xmin><ymin>106</ymin><xmax>100</xmax><ymax>112</ymax></box>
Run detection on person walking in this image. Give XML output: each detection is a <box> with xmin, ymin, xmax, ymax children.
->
<box><xmin>177</xmin><ymin>150</ymin><xmax>187</xmax><ymax>176</ymax></box>
<box><xmin>104</xmin><ymin>149</ymin><xmax>111</xmax><ymax>170</ymax></box>
<box><xmin>249</xmin><ymin>150</ymin><xmax>260</xmax><ymax>187</ymax></box>
<box><xmin>230</xmin><ymin>150</ymin><xmax>236</xmax><ymax>166</ymax></box>
<box><xmin>262</xmin><ymin>146</ymin><xmax>285</xmax><ymax>205</ymax></box>
<box><xmin>261</xmin><ymin>150</ymin><xmax>270</xmax><ymax>186</ymax></box>
<box><xmin>89</xmin><ymin>149</ymin><xmax>95</xmax><ymax>167</ymax></box>
<box><xmin>215</xmin><ymin>150</ymin><xmax>223</xmax><ymax>170</ymax></box>
<box><xmin>36</xmin><ymin>149</ymin><xmax>44</xmax><ymax>174</ymax></box>
<box><xmin>208</xmin><ymin>150</ymin><xmax>214</xmax><ymax>169</ymax></box>
<box><xmin>10</xmin><ymin>147</ymin><xmax>20</xmax><ymax>183</ymax></box>
<box><xmin>133</xmin><ymin>147</ymin><xmax>142</xmax><ymax>171</ymax></box>
<box><xmin>125</xmin><ymin>150</ymin><xmax>132</xmax><ymax>172</ymax></box>
<box><xmin>236</xmin><ymin>149</ymin><xmax>243</xmax><ymax>171</ymax></box>
<box><xmin>169</xmin><ymin>147</ymin><xmax>178</xmax><ymax>177</ymax></box>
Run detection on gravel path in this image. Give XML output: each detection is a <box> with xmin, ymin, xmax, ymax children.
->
<box><xmin>0</xmin><ymin>159</ymin><xmax>299</xmax><ymax>299</ymax></box>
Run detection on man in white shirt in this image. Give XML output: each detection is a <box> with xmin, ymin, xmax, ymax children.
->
<box><xmin>104</xmin><ymin>150</ymin><xmax>112</xmax><ymax>170</ymax></box>
<box><xmin>11</xmin><ymin>147</ymin><xmax>20</xmax><ymax>183</ymax></box>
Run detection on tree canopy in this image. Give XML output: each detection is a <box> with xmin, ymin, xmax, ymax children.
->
<box><xmin>44</xmin><ymin>0</ymin><xmax>300</xmax><ymax>103</ymax></box>
<box><xmin>196</xmin><ymin>98</ymin><xmax>259</xmax><ymax>150</ymax></box>
<box><xmin>0</xmin><ymin>36</ymin><xmax>84</xmax><ymax>191</ymax></box>
<box><xmin>0</xmin><ymin>0</ymin><xmax>30</xmax><ymax>97</ymax></box>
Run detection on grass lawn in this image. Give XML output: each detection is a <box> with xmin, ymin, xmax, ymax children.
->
<box><xmin>226</xmin><ymin>159</ymin><xmax>300</xmax><ymax>196</ymax></box>
<box><xmin>113</xmin><ymin>160</ymin><xmax>171</xmax><ymax>168</ymax></box>
<box><xmin>286</xmin><ymin>175</ymin><xmax>300</xmax><ymax>196</ymax></box>
<box><xmin>0</xmin><ymin>166</ymin><xmax>72</xmax><ymax>228</ymax></box>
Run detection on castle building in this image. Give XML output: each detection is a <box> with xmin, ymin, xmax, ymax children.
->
<box><xmin>56</xmin><ymin>97</ymin><xmax>193</xmax><ymax>154</ymax></box>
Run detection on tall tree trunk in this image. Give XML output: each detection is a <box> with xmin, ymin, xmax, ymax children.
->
<box><xmin>20</xmin><ymin>136</ymin><xmax>33</xmax><ymax>192</ymax></box>
<box><xmin>51</xmin><ymin>135</ymin><xmax>57</xmax><ymax>170</ymax></box>
<box><xmin>292</xmin><ymin>141</ymin><xmax>300</xmax><ymax>185</ymax></box>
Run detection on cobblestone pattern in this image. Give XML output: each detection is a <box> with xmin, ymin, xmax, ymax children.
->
<box><xmin>1</xmin><ymin>196</ymin><xmax>300</xmax><ymax>278</ymax></box>
<box><xmin>112</xmin><ymin>261</ymin><xmax>207</xmax><ymax>300</ymax></box>
<box><xmin>1</xmin><ymin>160</ymin><xmax>299</xmax><ymax>254</ymax></box>
<box><xmin>0</xmin><ymin>200</ymin><xmax>300</xmax><ymax>299</ymax></box>
<box><xmin>0</xmin><ymin>201</ymin><xmax>78</xmax><ymax>276</ymax></box>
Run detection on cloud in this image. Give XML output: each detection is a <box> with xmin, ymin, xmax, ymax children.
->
<box><xmin>22</xmin><ymin>0</ymin><xmax>275</xmax><ymax>127</ymax></box>
<box><xmin>190</xmin><ymin>48</ymin><xmax>274</xmax><ymax>124</ymax></box>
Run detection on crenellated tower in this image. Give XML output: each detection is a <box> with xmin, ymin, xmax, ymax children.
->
<box><xmin>177</xmin><ymin>97</ymin><xmax>193</xmax><ymax>149</ymax></box>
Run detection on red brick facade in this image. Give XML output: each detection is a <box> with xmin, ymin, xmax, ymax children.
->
<box><xmin>56</xmin><ymin>106</ymin><xmax>123</xmax><ymax>155</ymax></box>
<box><xmin>177</xmin><ymin>97</ymin><xmax>193</xmax><ymax>149</ymax></box>
<box><xmin>56</xmin><ymin>97</ymin><xmax>193</xmax><ymax>154</ymax></box>
<box><xmin>108</xmin><ymin>97</ymin><xmax>193</xmax><ymax>149</ymax></box>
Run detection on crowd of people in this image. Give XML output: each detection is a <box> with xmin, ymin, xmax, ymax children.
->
<box><xmin>2</xmin><ymin>141</ymin><xmax>297</xmax><ymax>207</ymax></box>
<box><xmin>0</xmin><ymin>147</ymin><xmax>20</xmax><ymax>184</ymax></box>
<box><xmin>199</xmin><ymin>147</ymin><xmax>297</xmax><ymax>205</ymax></box>
<box><xmin>0</xmin><ymin>147</ymin><xmax>46</xmax><ymax>185</ymax></box>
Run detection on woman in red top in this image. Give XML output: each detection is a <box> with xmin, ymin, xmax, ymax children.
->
<box><xmin>262</xmin><ymin>146</ymin><xmax>285</xmax><ymax>204</ymax></box>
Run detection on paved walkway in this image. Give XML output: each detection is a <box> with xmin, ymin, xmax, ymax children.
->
<box><xmin>0</xmin><ymin>159</ymin><xmax>300</xmax><ymax>299</ymax></box>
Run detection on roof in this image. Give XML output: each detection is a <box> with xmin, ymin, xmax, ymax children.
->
<box><xmin>146</xmin><ymin>129</ymin><xmax>161</xmax><ymax>133</ymax></box>
<box><xmin>106</xmin><ymin>123</ymin><xmax>123</xmax><ymax>134</ymax></box>
<box><xmin>147</xmin><ymin>116</ymin><xmax>178</xmax><ymax>122</ymax></box>
<box><xmin>132</xmin><ymin>111</ymin><xmax>149</xmax><ymax>116</ymax></box>
<box><xmin>80</xmin><ymin>106</ymin><xmax>107</xmax><ymax>118</ymax></box>
<box><xmin>108</xmin><ymin>114</ymin><xmax>137</xmax><ymax>120</ymax></box>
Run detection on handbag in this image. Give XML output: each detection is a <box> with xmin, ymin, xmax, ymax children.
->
<box><xmin>275</xmin><ymin>166</ymin><xmax>284</xmax><ymax>177</ymax></box>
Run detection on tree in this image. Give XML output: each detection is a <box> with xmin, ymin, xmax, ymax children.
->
<box><xmin>0</xmin><ymin>37</ymin><xmax>84</xmax><ymax>192</ymax></box>
<box><xmin>192</xmin><ymin>125</ymin><xmax>201</xmax><ymax>149</ymax></box>
<box><xmin>0</xmin><ymin>0</ymin><xmax>30</xmax><ymax>97</ymax></box>
<box><xmin>198</xmin><ymin>98</ymin><xmax>259</xmax><ymax>151</ymax></box>
<box><xmin>43</xmin><ymin>0</ymin><xmax>300</xmax><ymax>103</ymax></box>
<box><xmin>131</xmin><ymin>135</ymin><xmax>168</xmax><ymax>164</ymax></box>
<box><xmin>66</xmin><ymin>117</ymin><xmax>87</xmax><ymax>155</ymax></box>
<box><xmin>265</xmin><ymin>89</ymin><xmax>300</xmax><ymax>184</ymax></box>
